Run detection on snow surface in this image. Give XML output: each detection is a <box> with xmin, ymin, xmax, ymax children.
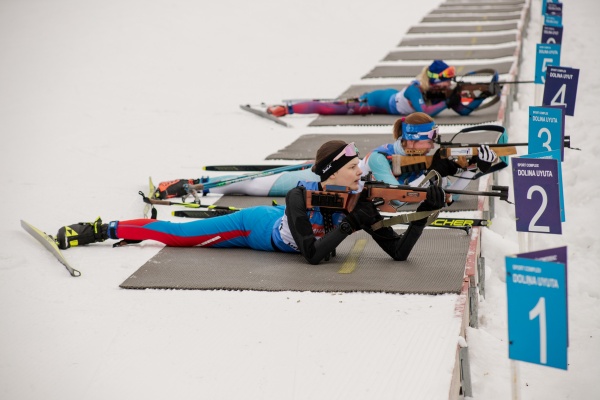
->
<box><xmin>0</xmin><ymin>0</ymin><xmax>598</xmax><ymax>399</ymax></box>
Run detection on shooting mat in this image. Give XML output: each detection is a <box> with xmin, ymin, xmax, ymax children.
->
<box><xmin>421</xmin><ymin>13</ymin><xmax>522</xmax><ymax>23</ymax></box>
<box><xmin>399</xmin><ymin>33</ymin><xmax>518</xmax><ymax>47</ymax></box>
<box><xmin>120</xmin><ymin>229</ymin><xmax>471</xmax><ymax>294</ymax></box>
<box><xmin>308</xmin><ymin>102</ymin><xmax>501</xmax><ymax>127</ymax></box>
<box><xmin>430</xmin><ymin>6</ymin><xmax>523</xmax><ymax>14</ymax></box>
<box><xmin>362</xmin><ymin>60</ymin><xmax>514</xmax><ymax>79</ymax></box>
<box><xmin>408</xmin><ymin>22</ymin><xmax>518</xmax><ymax>34</ymax></box>
<box><xmin>383</xmin><ymin>45</ymin><xmax>516</xmax><ymax>61</ymax></box>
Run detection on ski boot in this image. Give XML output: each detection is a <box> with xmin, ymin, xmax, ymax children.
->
<box><xmin>55</xmin><ymin>217</ymin><xmax>109</xmax><ymax>250</ymax></box>
<box><xmin>266</xmin><ymin>105</ymin><xmax>288</xmax><ymax>117</ymax></box>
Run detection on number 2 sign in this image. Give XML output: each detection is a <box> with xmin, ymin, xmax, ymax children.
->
<box><xmin>512</xmin><ymin>157</ymin><xmax>562</xmax><ymax>234</ymax></box>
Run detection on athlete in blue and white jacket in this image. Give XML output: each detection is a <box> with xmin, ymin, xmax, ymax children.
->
<box><xmin>359</xmin><ymin>113</ymin><xmax>497</xmax><ymax>197</ymax></box>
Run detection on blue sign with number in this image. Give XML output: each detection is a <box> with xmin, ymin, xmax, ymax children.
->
<box><xmin>535</xmin><ymin>44</ymin><xmax>561</xmax><ymax>84</ymax></box>
<box><xmin>525</xmin><ymin>150</ymin><xmax>565</xmax><ymax>222</ymax></box>
<box><xmin>543</xmin><ymin>66</ymin><xmax>579</xmax><ymax>116</ymax></box>
<box><xmin>528</xmin><ymin>106</ymin><xmax>565</xmax><ymax>160</ymax></box>
<box><xmin>546</xmin><ymin>2</ymin><xmax>563</xmax><ymax>16</ymax></box>
<box><xmin>512</xmin><ymin>156</ymin><xmax>562</xmax><ymax>233</ymax></box>
<box><xmin>542</xmin><ymin>0</ymin><xmax>558</xmax><ymax>15</ymax></box>
<box><xmin>541</xmin><ymin>25</ymin><xmax>563</xmax><ymax>45</ymax></box>
<box><xmin>517</xmin><ymin>246</ymin><xmax>569</xmax><ymax>346</ymax></box>
<box><xmin>545</xmin><ymin>14</ymin><xmax>563</xmax><ymax>27</ymax></box>
<box><xmin>506</xmin><ymin>256</ymin><xmax>568</xmax><ymax>370</ymax></box>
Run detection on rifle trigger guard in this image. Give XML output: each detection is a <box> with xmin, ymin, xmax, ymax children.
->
<box><xmin>371</xmin><ymin>197</ymin><xmax>385</xmax><ymax>207</ymax></box>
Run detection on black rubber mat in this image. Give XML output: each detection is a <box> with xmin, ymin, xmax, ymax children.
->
<box><xmin>383</xmin><ymin>46</ymin><xmax>516</xmax><ymax>61</ymax></box>
<box><xmin>441</xmin><ymin>1</ymin><xmax>525</xmax><ymax>6</ymax></box>
<box><xmin>362</xmin><ymin>60</ymin><xmax>514</xmax><ymax>79</ymax></box>
<box><xmin>430</xmin><ymin>6</ymin><xmax>523</xmax><ymax>14</ymax></box>
<box><xmin>266</xmin><ymin>133</ymin><xmax>390</xmax><ymax>160</ymax></box>
<box><xmin>422</xmin><ymin>13</ymin><xmax>522</xmax><ymax>23</ymax></box>
<box><xmin>399</xmin><ymin>33</ymin><xmax>518</xmax><ymax>47</ymax></box>
<box><xmin>214</xmin><ymin>195</ymin><xmax>286</xmax><ymax>207</ymax></box>
<box><xmin>119</xmin><ymin>229</ymin><xmax>471</xmax><ymax>294</ymax></box>
<box><xmin>408</xmin><ymin>22</ymin><xmax>518</xmax><ymax>34</ymax></box>
<box><xmin>307</xmin><ymin>102</ymin><xmax>501</xmax><ymax>127</ymax></box>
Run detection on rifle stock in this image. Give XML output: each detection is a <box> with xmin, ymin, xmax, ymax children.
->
<box><xmin>391</xmin><ymin>148</ymin><xmax>513</xmax><ymax>174</ymax></box>
<box><xmin>306</xmin><ymin>182</ymin><xmax>509</xmax><ymax>213</ymax></box>
<box><xmin>439</xmin><ymin>145</ymin><xmax>517</xmax><ymax>158</ymax></box>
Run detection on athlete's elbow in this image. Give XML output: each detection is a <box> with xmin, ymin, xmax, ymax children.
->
<box><xmin>393</xmin><ymin>253</ymin><xmax>409</xmax><ymax>261</ymax></box>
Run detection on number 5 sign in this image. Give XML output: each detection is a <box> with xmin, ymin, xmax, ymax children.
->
<box><xmin>535</xmin><ymin>44</ymin><xmax>561</xmax><ymax>84</ymax></box>
<box><xmin>512</xmin><ymin>157</ymin><xmax>562</xmax><ymax>234</ymax></box>
<box><xmin>505</xmin><ymin>255</ymin><xmax>568</xmax><ymax>370</ymax></box>
<box><xmin>543</xmin><ymin>66</ymin><xmax>580</xmax><ymax>116</ymax></box>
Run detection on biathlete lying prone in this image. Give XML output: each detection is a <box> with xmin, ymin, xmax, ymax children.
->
<box><xmin>265</xmin><ymin>60</ymin><xmax>497</xmax><ymax>118</ymax></box>
<box><xmin>54</xmin><ymin>141</ymin><xmax>445</xmax><ymax>265</ymax></box>
<box><xmin>153</xmin><ymin>112</ymin><xmax>499</xmax><ymax>205</ymax></box>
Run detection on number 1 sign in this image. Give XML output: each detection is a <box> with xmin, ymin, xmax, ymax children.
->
<box><xmin>506</xmin><ymin>255</ymin><xmax>568</xmax><ymax>370</ymax></box>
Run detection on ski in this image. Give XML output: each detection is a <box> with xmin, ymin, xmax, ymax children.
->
<box><xmin>143</xmin><ymin>176</ymin><xmax>157</xmax><ymax>218</ymax></box>
<box><xmin>239</xmin><ymin>104</ymin><xmax>290</xmax><ymax>127</ymax></box>
<box><xmin>203</xmin><ymin>164</ymin><xmax>298</xmax><ymax>172</ymax></box>
<box><xmin>171</xmin><ymin>208</ymin><xmax>490</xmax><ymax>228</ymax></box>
<box><xmin>173</xmin><ymin>209</ymin><xmax>238</xmax><ymax>218</ymax></box>
<box><xmin>429</xmin><ymin>217</ymin><xmax>491</xmax><ymax>228</ymax></box>
<box><xmin>21</xmin><ymin>220</ymin><xmax>81</xmax><ymax>277</ymax></box>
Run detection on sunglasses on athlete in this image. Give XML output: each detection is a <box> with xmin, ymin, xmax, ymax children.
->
<box><xmin>320</xmin><ymin>142</ymin><xmax>360</xmax><ymax>176</ymax></box>
<box><xmin>426</xmin><ymin>65</ymin><xmax>456</xmax><ymax>81</ymax></box>
<box><xmin>401</xmin><ymin>122</ymin><xmax>439</xmax><ymax>141</ymax></box>
<box><xmin>332</xmin><ymin>142</ymin><xmax>359</xmax><ymax>160</ymax></box>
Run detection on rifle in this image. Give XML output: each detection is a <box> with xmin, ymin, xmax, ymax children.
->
<box><xmin>426</xmin><ymin>69</ymin><xmax>501</xmax><ymax>106</ymax></box>
<box><xmin>306</xmin><ymin>180</ymin><xmax>509</xmax><ymax>214</ymax></box>
<box><xmin>391</xmin><ymin>123</ymin><xmax>574</xmax><ymax>174</ymax></box>
<box><xmin>390</xmin><ymin>146</ymin><xmax>519</xmax><ymax>173</ymax></box>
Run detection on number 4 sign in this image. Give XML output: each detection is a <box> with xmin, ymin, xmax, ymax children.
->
<box><xmin>543</xmin><ymin>66</ymin><xmax>580</xmax><ymax>116</ymax></box>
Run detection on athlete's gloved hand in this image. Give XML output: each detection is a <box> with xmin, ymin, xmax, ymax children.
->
<box><xmin>445</xmin><ymin>86</ymin><xmax>462</xmax><ymax>109</ymax></box>
<box><xmin>412</xmin><ymin>186</ymin><xmax>445</xmax><ymax>226</ymax></box>
<box><xmin>345</xmin><ymin>200</ymin><xmax>382</xmax><ymax>232</ymax></box>
<box><xmin>417</xmin><ymin>186</ymin><xmax>445</xmax><ymax>212</ymax></box>
<box><xmin>476</xmin><ymin>145</ymin><xmax>497</xmax><ymax>173</ymax></box>
<box><xmin>429</xmin><ymin>149</ymin><xmax>459</xmax><ymax>178</ymax></box>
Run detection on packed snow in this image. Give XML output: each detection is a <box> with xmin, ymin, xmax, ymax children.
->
<box><xmin>0</xmin><ymin>0</ymin><xmax>597</xmax><ymax>399</ymax></box>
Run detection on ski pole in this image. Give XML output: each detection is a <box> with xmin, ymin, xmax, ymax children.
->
<box><xmin>197</xmin><ymin>162</ymin><xmax>314</xmax><ymax>191</ymax></box>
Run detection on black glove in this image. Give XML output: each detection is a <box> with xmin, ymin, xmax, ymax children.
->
<box><xmin>429</xmin><ymin>149</ymin><xmax>459</xmax><ymax>178</ymax></box>
<box><xmin>476</xmin><ymin>145</ymin><xmax>497</xmax><ymax>173</ymax></box>
<box><xmin>345</xmin><ymin>200</ymin><xmax>383</xmax><ymax>232</ymax></box>
<box><xmin>417</xmin><ymin>185</ymin><xmax>445</xmax><ymax>212</ymax></box>
<box><xmin>445</xmin><ymin>86</ymin><xmax>462</xmax><ymax>109</ymax></box>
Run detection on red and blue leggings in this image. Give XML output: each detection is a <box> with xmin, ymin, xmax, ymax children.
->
<box><xmin>111</xmin><ymin>206</ymin><xmax>285</xmax><ymax>251</ymax></box>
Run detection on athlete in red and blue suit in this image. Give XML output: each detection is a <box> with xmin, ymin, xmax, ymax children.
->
<box><xmin>56</xmin><ymin>141</ymin><xmax>445</xmax><ymax>265</ymax></box>
<box><xmin>267</xmin><ymin>60</ymin><xmax>487</xmax><ymax>118</ymax></box>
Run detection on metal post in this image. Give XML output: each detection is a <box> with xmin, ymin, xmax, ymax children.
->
<box><xmin>459</xmin><ymin>346</ymin><xmax>473</xmax><ymax>398</ymax></box>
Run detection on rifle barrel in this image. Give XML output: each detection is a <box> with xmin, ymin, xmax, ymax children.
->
<box><xmin>367</xmin><ymin>183</ymin><xmax>509</xmax><ymax>201</ymax></box>
<box><xmin>439</xmin><ymin>136</ymin><xmax>571</xmax><ymax>149</ymax></box>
